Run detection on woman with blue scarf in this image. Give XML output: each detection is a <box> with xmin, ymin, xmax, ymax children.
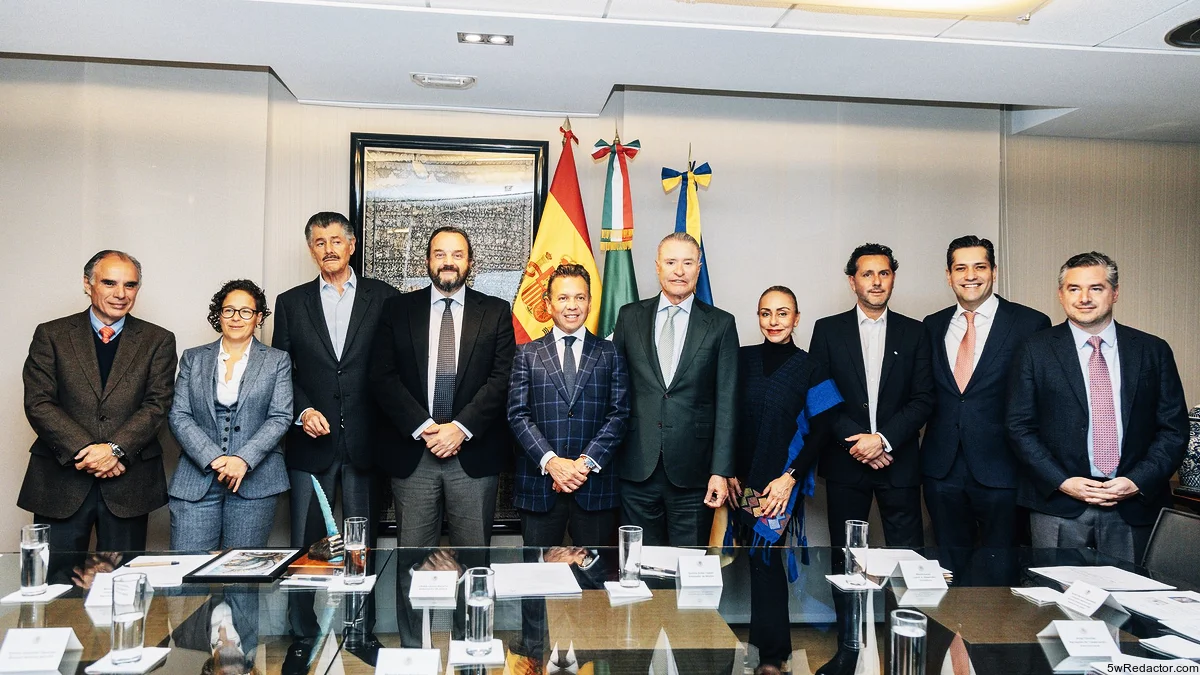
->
<box><xmin>729</xmin><ymin>286</ymin><xmax>842</xmax><ymax>675</ymax></box>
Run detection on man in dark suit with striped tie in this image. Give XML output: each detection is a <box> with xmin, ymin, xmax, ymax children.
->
<box><xmin>508</xmin><ymin>264</ymin><xmax>630</xmax><ymax>547</ymax></box>
<box><xmin>371</xmin><ymin>226</ymin><xmax>516</xmax><ymax>547</ymax></box>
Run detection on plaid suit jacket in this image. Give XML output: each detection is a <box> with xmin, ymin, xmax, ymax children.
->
<box><xmin>508</xmin><ymin>330</ymin><xmax>630</xmax><ymax>512</ymax></box>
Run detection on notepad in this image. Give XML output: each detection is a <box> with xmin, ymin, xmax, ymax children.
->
<box><xmin>491</xmin><ymin>563</ymin><xmax>581</xmax><ymax>598</ymax></box>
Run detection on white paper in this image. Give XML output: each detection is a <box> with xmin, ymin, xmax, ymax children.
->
<box><xmin>1029</xmin><ymin>566</ymin><xmax>1174</xmax><ymax>592</ymax></box>
<box><xmin>1161</xmin><ymin>619</ymin><xmax>1200</xmax><ymax>643</ymax></box>
<box><xmin>0</xmin><ymin>627</ymin><xmax>83</xmax><ymax>674</ymax></box>
<box><xmin>491</xmin><ymin>563</ymin><xmax>582</xmax><ymax>598</ymax></box>
<box><xmin>280</xmin><ymin>574</ymin><xmax>377</xmax><ymax>593</ymax></box>
<box><xmin>1110</xmin><ymin>591</ymin><xmax>1200</xmax><ymax>621</ymax></box>
<box><xmin>851</xmin><ymin>548</ymin><xmax>928</xmax><ymax>577</ymax></box>
<box><xmin>84</xmin><ymin>647</ymin><xmax>171</xmax><ymax>674</ymax></box>
<box><xmin>638</xmin><ymin>546</ymin><xmax>705</xmax><ymax>578</ymax></box>
<box><xmin>375</xmin><ymin>648</ymin><xmax>441</xmax><ymax>674</ymax></box>
<box><xmin>898</xmin><ymin>559</ymin><xmax>948</xmax><ymax>590</ymax></box>
<box><xmin>119</xmin><ymin>555</ymin><xmax>216</xmax><ymax>588</ymax></box>
<box><xmin>605</xmin><ymin>581</ymin><xmax>652</xmax><ymax>606</ymax></box>
<box><xmin>825</xmin><ymin>574</ymin><xmax>882</xmax><ymax>591</ymax></box>
<box><xmin>1012</xmin><ymin>587</ymin><xmax>1065</xmax><ymax>606</ymax></box>
<box><xmin>1057</xmin><ymin>581</ymin><xmax>1112</xmax><ymax>617</ymax></box>
<box><xmin>895</xmin><ymin>588</ymin><xmax>948</xmax><ymax>607</ymax></box>
<box><xmin>1141</xmin><ymin>635</ymin><xmax>1200</xmax><ymax>659</ymax></box>
<box><xmin>447</xmin><ymin>640</ymin><xmax>505</xmax><ymax>666</ymax></box>
<box><xmin>407</xmin><ymin>571</ymin><xmax>456</xmax><ymax>600</ymax></box>
<box><xmin>676</xmin><ymin>555</ymin><xmax>722</xmax><ymax>588</ymax></box>
<box><xmin>676</xmin><ymin>586</ymin><xmax>722</xmax><ymax>609</ymax></box>
<box><xmin>0</xmin><ymin>584</ymin><xmax>72</xmax><ymax>605</ymax></box>
<box><xmin>1041</xmin><ymin>621</ymin><xmax>1120</xmax><ymax>658</ymax></box>
<box><xmin>85</xmin><ymin>573</ymin><xmax>115</xmax><ymax>608</ymax></box>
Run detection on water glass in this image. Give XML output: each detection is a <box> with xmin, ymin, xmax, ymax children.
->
<box><xmin>110</xmin><ymin>573</ymin><xmax>150</xmax><ymax>665</ymax></box>
<box><xmin>463</xmin><ymin>567</ymin><xmax>495</xmax><ymax>656</ymax></box>
<box><xmin>844</xmin><ymin>519</ymin><xmax>869</xmax><ymax>586</ymax></box>
<box><xmin>619</xmin><ymin>525</ymin><xmax>643</xmax><ymax>588</ymax></box>
<box><xmin>20</xmin><ymin>524</ymin><xmax>50</xmax><ymax>596</ymax></box>
<box><xmin>890</xmin><ymin>609</ymin><xmax>928</xmax><ymax>675</ymax></box>
<box><xmin>343</xmin><ymin>516</ymin><xmax>368</xmax><ymax>584</ymax></box>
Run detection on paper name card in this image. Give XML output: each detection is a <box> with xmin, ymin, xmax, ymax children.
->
<box><xmin>0</xmin><ymin>627</ymin><xmax>83</xmax><ymax>674</ymax></box>
<box><xmin>676</xmin><ymin>586</ymin><xmax>722</xmax><ymax>609</ymax></box>
<box><xmin>84</xmin><ymin>572</ymin><xmax>115</xmax><ymax>608</ymax></box>
<box><xmin>1057</xmin><ymin>581</ymin><xmax>1124</xmax><ymax>618</ymax></box>
<box><xmin>376</xmin><ymin>648</ymin><xmax>441</xmax><ymax>674</ymax></box>
<box><xmin>408</xmin><ymin>571</ymin><xmax>457</xmax><ymax>600</ymax></box>
<box><xmin>1141</xmin><ymin>635</ymin><xmax>1200</xmax><ymax>660</ymax></box>
<box><xmin>896</xmin><ymin>588</ymin><xmax>947</xmax><ymax>608</ymax></box>
<box><xmin>1038</xmin><ymin>620</ymin><xmax>1120</xmax><ymax>657</ymax></box>
<box><xmin>898</xmin><ymin>560</ymin><xmax>948</xmax><ymax>590</ymax></box>
<box><xmin>677</xmin><ymin>555</ymin><xmax>722</xmax><ymax>588</ymax></box>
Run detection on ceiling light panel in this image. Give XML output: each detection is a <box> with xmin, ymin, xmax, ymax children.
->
<box><xmin>457</xmin><ymin>31</ymin><xmax>513</xmax><ymax>45</ymax></box>
<box><xmin>605</xmin><ymin>0</ymin><xmax>791</xmax><ymax>28</ymax></box>
<box><xmin>430</xmin><ymin>0</ymin><xmax>608</xmax><ymax>17</ymax></box>
<box><xmin>941</xmin><ymin>0</ymin><xmax>1187</xmax><ymax>45</ymax></box>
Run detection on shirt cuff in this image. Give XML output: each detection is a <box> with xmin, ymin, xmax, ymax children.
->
<box><xmin>539</xmin><ymin>452</ymin><xmax>556</xmax><ymax>474</ymax></box>
<box><xmin>412</xmin><ymin>418</ymin><xmax>435</xmax><ymax>439</ymax></box>
<box><xmin>295</xmin><ymin>408</ymin><xmax>314</xmax><ymax>426</ymax></box>
<box><xmin>580</xmin><ymin>454</ymin><xmax>601</xmax><ymax>472</ymax></box>
<box><xmin>878</xmin><ymin>433</ymin><xmax>892</xmax><ymax>453</ymax></box>
<box><xmin>452</xmin><ymin>421</ymin><xmax>473</xmax><ymax>440</ymax></box>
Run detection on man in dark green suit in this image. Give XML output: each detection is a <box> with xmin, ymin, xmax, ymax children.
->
<box><xmin>613</xmin><ymin>232</ymin><xmax>739</xmax><ymax>546</ymax></box>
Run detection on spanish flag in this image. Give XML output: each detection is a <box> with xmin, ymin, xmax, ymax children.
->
<box><xmin>512</xmin><ymin>121</ymin><xmax>602</xmax><ymax>343</ymax></box>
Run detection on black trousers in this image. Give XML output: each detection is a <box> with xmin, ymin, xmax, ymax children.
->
<box><xmin>924</xmin><ymin>450</ymin><xmax>1018</xmax><ymax>549</ymax></box>
<box><xmin>35</xmin><ymin>480</ymin><xmax>148</xmax><ymax>551</ymax></box>
<box><xmin>620</xmin><ymin>458</ymin><xmax>714</xmax><ymax>547</ymax></box>
<box><xmin>825</xmin><ymin>479</ymin><xmax>923</xmax><ymax>548</ymax></box>
<box><xmin>519</xmin><ymin>495</ymin><xmax>617</xmax><ymax>548</ymax></box>
<box><xmin>749</xmin><ymin>548</ymin><xmax>792</xmax><ymax>667</ymax></box>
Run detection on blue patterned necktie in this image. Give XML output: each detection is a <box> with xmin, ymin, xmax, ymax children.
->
<box><xmin>432</xmin><ymin>298</ymin><xmax>456</xmax><ymax>423</ymax></box>
<box><xmin>562</xmin><ymin>335</ymin><xmax>577</xmax><ymax>398</ymax></box>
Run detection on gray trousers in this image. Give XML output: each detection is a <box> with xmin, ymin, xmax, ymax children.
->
<box><xmin>391</xmin><ymin>451</ymin><xmax>499</xmax><ymax>547</ymax></box>
<box><xmin>288</xmin><ymin>454</ymin><xmax>376</xmax><ymax>549</ymax></box>
<box><xmin>1030</xmin><ymin>507</ymin><xmax>1152</xmax><ymax>564</ymax></box>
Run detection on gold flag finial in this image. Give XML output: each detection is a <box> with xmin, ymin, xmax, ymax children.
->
<box><xmin>614</xmin><ymin>124</ymin><xmax>620</xmax><ymax>145</ymax></box>
<box><xmin>561</xmin><ymin>117</ymin><xmax>572</xmax><ymax>132</ymax></box>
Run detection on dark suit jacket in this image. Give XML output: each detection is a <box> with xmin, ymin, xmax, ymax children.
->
<box><xmin>808</xmin><ymin>307</ymin><xmax>935</xmax><ymax>488</ymax></box>
<box><xmin>508</xmin><ymin>330</ymin><xmax>630</xmax><ymax>512</ymax></box>
<box><xmin>272</xmin><ymin>276</ymin><xmax>399</xmax><ymax>472</ymax></box>
<box><xmin>19</xmin><ymin>311</ymin><xmax>177</xmax><ymax>519</ymax></box>
<box><xmin>1006</xmin><ymin>321</ymin><xmax>1188</xmax><ymax>526</ymax></box>
<box><xmin>921</xmin><ymin>296</ymin><xmax>1051</xmax><ymax>488</ymax></box>
<box><xmin>612</xmin><ymin>296</ymin><xmax>739</xmax><ymax>488</ymax></box>
<box><xmin>370</xmin><ymin>286</ymin><xmax>516</xmax><ymax>479</ymax></box>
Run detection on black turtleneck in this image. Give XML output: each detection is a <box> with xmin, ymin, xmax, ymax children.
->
<box><xmin>761</xmin><ymin>338</ymin><xmax>799</xmax><ymax>377</ymax></box>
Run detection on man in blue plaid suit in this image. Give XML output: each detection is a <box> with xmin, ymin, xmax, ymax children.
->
<box><xmin>508</xmin><ymin>264</ymin><xmax>631</xmax><ymax>547</ymax></box>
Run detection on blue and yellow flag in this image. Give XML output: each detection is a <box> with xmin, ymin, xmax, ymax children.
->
<box><xmin>661</xmin><ymin>161</ymin><xmax>714</xmax><ymax>305</ymax></box>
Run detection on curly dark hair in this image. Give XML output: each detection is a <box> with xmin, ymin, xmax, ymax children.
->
<box><xmin>844</xmin><ymin>242</ymin><xmax>898</xmax><ymax>277</ymax></box>
<box><xmin>207</xmin><ymin>279</ymin><xmax>271</xmax><ymax>333</ymax></box>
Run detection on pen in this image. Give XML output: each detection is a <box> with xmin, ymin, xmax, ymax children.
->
<box><xmin>287</xmin><ymin>575</ymin><xmax>337</xmax><ymax>582</ymax></box>
<box><xmin>637</xmin><ymin>564</ymin><xmax>677</xmax><ymax>576</ymax></box>
<box><xmin>127</xmin><ymin>561</ymin><xmax>181</xmax><ymax>568</ymax></box>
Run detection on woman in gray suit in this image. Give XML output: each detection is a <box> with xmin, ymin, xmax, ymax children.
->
<box><xmin>168</xmin><ymin>279</ymin><xmax>293</xmax><ymax>550</ymax></box>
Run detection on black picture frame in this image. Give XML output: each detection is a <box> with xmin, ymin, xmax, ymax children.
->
<box><xmin>182</xmin><ymin>548</ymin><xmax>304</xmax><ymax>583</ymax></box>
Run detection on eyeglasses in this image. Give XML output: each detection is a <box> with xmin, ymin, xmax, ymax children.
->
<box><xmin>220</xmin><ymin>307</ymin><xmax>258</xmax><ymax>320</ymax></box>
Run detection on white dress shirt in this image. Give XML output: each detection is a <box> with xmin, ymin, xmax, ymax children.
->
<box><xmin>216</xmin><ymin>340</ymin><xmax>252</xmax><ymax>407</ymax></box>
<box><xmin>1068</xmin><ymin>320</ymin><xmax>1123</xmax><ymax>478</ymax></box>
<box><xmin>320</xmin><ymin>268</ymin><xmax>357</xmax><ymax>360</ymax></box>
<box><xmin>944</xmin><ymin>293</ymin><xmax>999</xmax><ymax>371</ymax></box>
<box><xmin>856</xmin><ymin>305</ymin><xmax>892</xmax><ymax>452</ymax></box>
<box><xmin>538</xmin><ymin>325</ymin><xmax>591</xmax><ymax>474</ymax></box>
<box><xmin>654</xmin><ymin>292</ymin><xmax>695</xmax><ymax>385</ymax></box>
<box><xmin>413</xmin><ymin>284</ymin><xmax>471</xmax><ymax>439</ymax></box>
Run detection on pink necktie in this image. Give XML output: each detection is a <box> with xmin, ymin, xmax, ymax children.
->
<box><xmin>1088</xmin><ymin>335</ymin><xmax>1119</xmax><ymax>475</ymax></box>
<box><xmin>99</xmin><ymin>326</ymin><xmax>116</xmax><ymax>344</ymax></box>
<box><xmin>953</xmin><ymin>311</ymin><xmax>976</xmax><ymax>393</ymax></box>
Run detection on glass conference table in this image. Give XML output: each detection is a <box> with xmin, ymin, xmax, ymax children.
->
<box><xmin>0</xmin><ymin>546</ymin><xmax>1184</xmax><ymax>674</ymax></box>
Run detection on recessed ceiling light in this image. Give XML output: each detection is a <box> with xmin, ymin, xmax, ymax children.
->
<box><xmin>1166</xmin><ymin>18</ymin><xmax>1200</xmax><ymax>48</ymax></box>
<box><xmin>457</xmin><ymin>32</ymin><xmax>513</xmax><ymax>46</ymax></box>
<box><xmin>410</xmin><ymin>72</ymin><xmax>477</xmax><ymax>90</ymax></box>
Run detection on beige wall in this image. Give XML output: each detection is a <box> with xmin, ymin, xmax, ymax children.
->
<box><xmin>1000</xmin><ymin>132</ymin><xmax>1200</xmax><ymax>407</ymax></box>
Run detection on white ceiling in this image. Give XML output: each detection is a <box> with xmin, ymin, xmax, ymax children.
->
<box><xmin>1</xmin><ymin>0</ymin><xmax>1199</xmax><ymax>141</ymax></box>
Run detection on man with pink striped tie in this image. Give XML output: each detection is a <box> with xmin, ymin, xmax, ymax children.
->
<box><xmin>1007</xmin><ymin>252</ymin><xmax>1188</xmax><ymax>562</ymax></box>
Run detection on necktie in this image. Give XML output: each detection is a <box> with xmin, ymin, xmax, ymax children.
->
<box><xmin>1088</xmin><ymin>335</ymin><xmax>1119</xmax><ymax>475</ymax></box>
<box><xmin>658</xmin><ymin>306</ymin><xmax>681</xmax><ymax>385</ymax></box>
<box><xmin>432</xmin><ymin>298</ymin><xmax>456</xmax><ymax>424</ymax></box>
<box><xmin>562</xmin><ymin>336</ymin><xmax>577</xmax><ymax>399</ymax></box>
<box><xmin>953</xmin><ymin>311</ymin><xmax>976</xmax><ymax>393</ymax></box>
<box><xmin>99</xmin><ymin>326</ymin><xmax>115</xmax><ymax>344</ymax></box>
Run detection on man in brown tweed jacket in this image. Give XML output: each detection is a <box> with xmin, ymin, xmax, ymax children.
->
<box><xmin>19</xmin><ymin>250</ymin><xmax>177</xmax><ymax>552</ymax></box>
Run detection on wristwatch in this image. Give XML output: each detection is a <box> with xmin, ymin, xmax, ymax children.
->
<box><xmin>784</xmin><ymin>468</ymin><xmax>797</xmax><ymax>478</ymax></box>
<box><xmin>109</xmin><ymin>443</ymin><xmax>126</xmax><ymax>459</ymax></box>
<box><xmin>582</xmin><ymin>456</ymin><xmax>600</xmax><ymax>472</ymax></box>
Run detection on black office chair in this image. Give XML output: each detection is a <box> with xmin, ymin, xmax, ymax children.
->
<box><xmin>1142</xmin><ymin>508</ymin><xmax>1200</xmax><ymax>587</ymax></box>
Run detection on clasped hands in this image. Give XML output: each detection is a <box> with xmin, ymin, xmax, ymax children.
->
<box><xmin>726</xmin><ymin>473</ymin><xmax>796</xmax><ymax>518</ymax></box>
<box><xmin>845</xmin><ymin>433</ymin><xmax>892</xmax><ymax>470</ymax></box>
<box><xmin>422</xmin><ymin>422</ymin><xmax>465</xmax><ymax>458</ymax></box>
<box><xmin>75</xmin><ymin>443</ymin><xmax>125</xmax><ymax>479</ymax></box>
<box><xmin>210</xmin><ymin>455</ymin><xmax>249</xmax><ymax>492</ymax></box>
<box><xmin>1059</xmin><ymin>476</ymin><xmax>1139</xmax><ymax>506</ymax></box>
<box><xmin>548</xmin><ymin>456</ymin><xmax>591</xmax><ymax>493</ymax></box>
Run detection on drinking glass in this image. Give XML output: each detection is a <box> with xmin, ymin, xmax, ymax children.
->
<box><xmin>20</xmin><ymin>524</ymin><xmax>50</xmax><ymax>596</ymax></box>
<box><xmin>343</xmin><ymin>516</ymin><xmax>368</xmax><ymax>584</ymax></box>
<box><xmin>619</xmin><ymin>525</ymin><xmax>643</xmax><ymax>588</ymax></box>
<box><xmin>844</xmin><ymin>519</ymin><xmax>869</xmax><ymax>587</ymax></box>
<box><xmin>890</xmin><ymin>609</ymin><xmax>928</xmax><ymax>675</ymax></box>
<box><xmin>463</xmin><ymin>567</ymin><xmax>495</xmax><ymax>656</ymax></box>
<box><xmin>110</xmin><ymin>573</ymin><xmax>150</xmax><ymax>665</ymax></box>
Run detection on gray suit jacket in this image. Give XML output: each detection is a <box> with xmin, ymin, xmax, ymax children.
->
<box><xmin>612</xmin><ymin>296</ymin><xmax>739</xmax><ymax>488</ymax></box>
<box><xmin>19</xmin><ymin>311</ymin><xmax>177</xmax><ymax>519</ymax></box>
<box><xmin>168</xmin><ymin>338</ymin><xmax>293</xmax><ymax>501</ymax></box>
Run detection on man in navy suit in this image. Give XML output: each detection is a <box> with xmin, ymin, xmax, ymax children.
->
<box><xmin>922</xmin><ymin>236</ymin><xmax>1050</xmax><ymax>550</ymax></box>
<box><xmin>1007</xmin><ymin>252</ymin><xmax>1188</xmax><ymax>562</ymax></box>
<box><xmin>508</xmin><ymin>264</ymin><xmax>630</xmax><ymax>547</ymax></box>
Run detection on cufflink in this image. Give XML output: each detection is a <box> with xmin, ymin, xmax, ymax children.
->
<box><xmin>583</xmin><ymin>457</ymin><xmax>600</xmax><ymax>472</ymax></box>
